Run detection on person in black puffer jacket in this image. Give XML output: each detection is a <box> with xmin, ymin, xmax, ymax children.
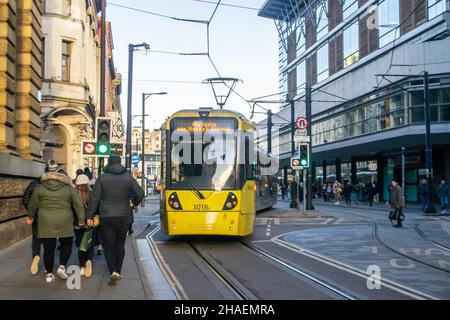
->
<box><xmin>86</xmin><ymin>155</ymin><xmax>144</xmax><ymax>285</ymax></box>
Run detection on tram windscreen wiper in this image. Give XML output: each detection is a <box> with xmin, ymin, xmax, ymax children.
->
<box><xmin>188</xmin><ymin>184</ymin><xmax>205</xmax><ymax>200</ymax></box>
<box><xmin>171</xmin><ymin>166</ymin><xmax>205</xmax><ymax>199</ymax></box>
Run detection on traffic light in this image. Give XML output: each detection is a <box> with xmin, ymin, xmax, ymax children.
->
<box><xmin>299</xmin><ymin>143</ymin><xmax>310</xmax><ymax>168</ymax></box>
<box><xmin>96</xmin><ymin>117</ymin><xmax>111</xmax><ymax>156</ymax></box>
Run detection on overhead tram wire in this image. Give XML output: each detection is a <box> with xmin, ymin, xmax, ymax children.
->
<box><xmin>191</xmin><ymin>0</ymin><xmax>259</xmax><ymax>11</ymax></box>
<box><xmin>108</xmin><ymin>2</ymin><xmax>209</xmax><ymax>24</ymax></box>
<box><xmin>375</xmin><ymin>0</ymin><xmax>428</xmax><ymax>88</ymax></box>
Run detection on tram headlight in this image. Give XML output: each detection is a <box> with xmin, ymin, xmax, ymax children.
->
<box><xmin>168</xmin><ymin>192</ymin><xmax>183</xmax><ymax>210</ymax></box>
<box><xmin>223</xmin><ymin>192</ymin><xmax>238</xmax><ymax>210</ymax></box>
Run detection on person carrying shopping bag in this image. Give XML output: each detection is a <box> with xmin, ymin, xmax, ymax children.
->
<box><xmin>74</xmin><ymin>173</ymin><xmax>96</xmax><ymax>278</ymax></box>
<box><xmin>27</xmin><ymin>161</ymin><xmax>89</xmax><ymax>283</ymax></box>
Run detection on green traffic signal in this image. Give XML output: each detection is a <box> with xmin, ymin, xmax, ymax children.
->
<box><xmin>96</xmin><ymin>117</ymin><xmax>111</xmax><ymax>156</ymax></box>
<box><xmin>299</xmin><ymin>143</ymin><xmax>309</xmax><ymax>168</ymax></box>
<box><xmin>97</xmin><ymin>143</ymin><xmax>109</xmax><ymax>154</ymax></box>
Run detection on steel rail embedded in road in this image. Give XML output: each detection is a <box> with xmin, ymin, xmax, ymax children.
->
<box><xmin>240</xmin><ymin>241</ymin><xmax>356</xmax><ymax>300</ymax></box>
<box><xmin>188</xmin><ymin>242</ymin><xmax>258</xmax><ymax>300</ymax></box>
<box><xmin>409</xmin><ymin>223</ymin><xmax>450</xmax><ymax>253</ymax></box>
<box><xmin>316</xmin><ymin>205</ymin><xmax>450</xmax><ymax>274</ymax></box>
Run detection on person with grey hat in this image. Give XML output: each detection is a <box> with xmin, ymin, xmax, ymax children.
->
<box><xmin>87</xmin><ymin>154</ymin><xmax>144</xmax><ymax>286</ymax></box>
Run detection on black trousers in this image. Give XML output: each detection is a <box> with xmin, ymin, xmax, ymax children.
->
<box><xmin>75</xmin><ymin>229</ymin><xmax>95</xmax><ymax>267</ymax></box>
<box><xmin>100</xmin><ymin>217</ymin><xmax>129</xmax><ymax>274</ymax></box>
<box><xmin>31</xmin><ymin>220</ymin><xmax>42</xmax><ymax>258</ymax></box>
<box><xmin>41</xmin><ymin>237</ymin><xmax>73</xmax><ymax>273</ymax></box>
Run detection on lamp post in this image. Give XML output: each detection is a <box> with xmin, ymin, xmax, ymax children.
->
<box><xmin>141</xmin><ymin>92</ymin><xmax>167</xmax><ymax>206</ymax></box>
<box><xmin>126</xmin><ymin>42</ymin><xmax>150</xmax><ymax>172</ymax></box>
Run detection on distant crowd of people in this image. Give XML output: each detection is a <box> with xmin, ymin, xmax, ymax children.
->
<box><xmin>278</xmin><ymin>177</ymin><xmax>448</xmax><ymax>228</ymax></box>
<box><xmin>23</xmin><ymin>155</ymin><xmax>144</xmax><ymax>285</ymax></box>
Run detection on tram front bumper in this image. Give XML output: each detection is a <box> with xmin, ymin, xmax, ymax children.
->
<box><xmin>165</xmin><ymin>211</ymin><xmax>248</xmax><ymax>236</ymax></box>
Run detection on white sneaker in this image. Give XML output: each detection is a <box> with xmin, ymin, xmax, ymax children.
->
<box><xmin>30</xmin><ymin>256</ymin><xmax>40</xmax><ymax>275</ymax></box>
<box><xmin>57</xmin><ymin>265</ymin><xmax>68</xmax><ymax>280</ymax></box>
<box><xmin>45</xmin><ymin>273</ymin><xmax>55</xmax><ymax>283</ymax></box>
<box><xmin>80</xmin><ymin>267</ymin><xmax>85</xmax><ymax>276</ymax></box>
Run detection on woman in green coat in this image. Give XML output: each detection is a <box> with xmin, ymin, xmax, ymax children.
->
<box><xmin>27</xmin><ymin>165</ymin><xmax>88</xmax><ymax>283</ymax></box>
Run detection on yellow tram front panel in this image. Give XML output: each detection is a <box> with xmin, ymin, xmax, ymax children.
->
<box><xmin>162</xmin><ymin>181</ymin><xmax>256</xmax><ymax>236</ymax></box>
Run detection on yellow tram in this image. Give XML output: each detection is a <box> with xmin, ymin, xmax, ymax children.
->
<box><xmin>159</xmin><ymin>108</ymin><xmax>277</xmax><ymax>237</ymax></box>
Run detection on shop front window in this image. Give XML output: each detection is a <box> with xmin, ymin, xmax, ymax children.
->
<box><xmin>341</xmin><ymin>163</ymin><xmax>352</xmax><ymax>184</ymax></box>
<box><xmin>326</xmin><ymin>165</ymin><xmax>336</xmax><ymax>183</ymax></box>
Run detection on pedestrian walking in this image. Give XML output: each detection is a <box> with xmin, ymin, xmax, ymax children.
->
<box><xmin>87</xmin><ymin>155</ymin><xmax>144</xmax><ymax>286</ymax></box>
<box><xmin>351</xmin><ymin>183</ymin><xmax>360</xmax><ymax>205</ymax></box>
<box><xmin>128</xmin><ymin>201</ymin><xmax>135</xmax><ymax>236</ymax></box>
<box><xmin>388</xmin><ymin>180</ymin><xmax>405</xmax><ymax>228</ymax></box>
<box><xmin>84</xmin><ymin>167</ymin><xmax>96</xmax><ymax>187</ymax></box>
<box><xmin>26</xmin><ymin>161</ymin><xmax>86</xmax><ymax>283</ymax></box>
<box><xmin>437</xmin><ymin>180</ymin><xmax>448</xmax><ymax>214</ymax></box>
<box><xmin>286</xmin><ymin>183</ymin><xmax>291</xmax><ymax>201</ymax></box>
<box><xmin>333</xmin><ymin>180</ymin><xmax>342</xmax><ymax>206</ymax></box>
<box><xmin>74</xmin><ymin>173</ymin><xmax>95</xmax><ymax>278</ymax></box>
<box><xmin>72</xmin><ymin>169</ymin><xmax>84</xmax><ymax>185</ymax></box>
<box><xmin>22</xmin><ymin>165</ymin><xmax>47</xmax><ymax>275</ymax></box>
<box><xmin>419</xmin><ymin>179</ymin><xmax>428</xmax><ymax>212</ymax></box>
<box><xmin>366</xmin><ymin>182</ymin><xmax>375</xmax><ymax>207</ymax></box>
<box><xmin>280</xmin><ymin>184</ymin><xmax>287</xmax><ymax>200</ymax></box>
<box><xmin>326</xmin><ymin>183</ymin><xmax>333</xmax><ymax>202</ymax></box>
<box><xmin>344</xmin><ymin>182</ymin><xmax>352</xmax><ymax>206</ymax></box>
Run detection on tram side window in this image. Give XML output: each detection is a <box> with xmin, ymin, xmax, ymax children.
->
<box><xmin>245</xmin><ymin>136</ymin><xmax>254</xmax><ymax>180</ymax></box>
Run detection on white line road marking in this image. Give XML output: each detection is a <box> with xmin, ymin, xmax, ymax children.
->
<box><xmin>146</xmin><ymin>225</ymin><xmax>189</xmax><ymax>300</ymax></box>
<box><xmin>441</xmin><ymin>222</ymin><xmax>450</xmax><ymax>235</ymax></box>
<box><xmin>321</xmin><ymin>218</ymin><xmax>334</xmax><ymax>224</ymax></box>
<box><xmin>268</xmin><ymin>230</ymin><xmax>439</xmax><ymax>300</ymax></box>
<box><xmin>136</xmin><ymin>237</ymin><xmax>177</xmax><ymax>300</ymax></box>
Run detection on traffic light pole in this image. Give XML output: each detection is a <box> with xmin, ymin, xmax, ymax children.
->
<box><xmin>126</xmin><ymin>45</ymin><xmax>134</xmax><ymax>172</ymax></box>
<box><xmin>424</xmin><ymin>71</ymin><xmax>436</xmax><ymax>214</ymax></box>
<box><xmin>141</xmin><ymin>93</ymin><xmax>148</xmax><ymax>207</ymax></box>
<box><xmin>290</xmin><ymin>99</ymin><xmax>297</xmax><ymax>209</ymax></box>
<box><xmin>98</xmin><ymin>0</ymin><xmax>106</xmax><ymax>176</ymax></box>
<box><xmin>305</xmin><ymin>83</ymin><xmax>314</xmax><ymax>210</ymax></box>
<box><xmin>267</xmin><ymin>109</ymin><xmax>272</xmax><ymax>154</ymax></box>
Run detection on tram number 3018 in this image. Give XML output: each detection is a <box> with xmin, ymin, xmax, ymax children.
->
<box><xmin>193</xmin><ymin>204</ymin><xmax>210</xmax><ymax>211</ymax></box>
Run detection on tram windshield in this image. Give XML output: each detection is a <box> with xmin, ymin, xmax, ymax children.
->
<box><xmin>169</xmin><ymin>118</ymin><xmax>238</xmax><ymax>191</ymax></box>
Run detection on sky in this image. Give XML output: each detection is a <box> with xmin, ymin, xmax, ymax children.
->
<box><xmin>107</xmin><ymin>0</ymin><xmax>279</xmax><ymax>131</ymax></box>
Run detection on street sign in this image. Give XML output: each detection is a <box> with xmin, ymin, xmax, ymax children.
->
<box><xmin>132</xmin><ymin>154</ymin><xmax>140</xmax><ymax>165</ymax></box>
<box><xmin>112</xmin><ymin>118</ymin><xmax>125</xmax><ymax>139</ymax></box>
<box><xmin>296</xmin><ymin>116</ymin><xmax>308</xmax><ymax>130</ymax></box>
<box><xmin>291</xmin><ymin>157</ymin><xmax>300</xmax><ymax>169</ymax></box>
<box><xmin>110</xmin><ymin>143</ymin><xmax>125</xmax><ymax>157</ymax></box>
<box><xmin>294</xmin><ymin>135</ymin><xmax>311</xmax><ymax>143</ymax></box>
<box><xmin>295</xmin><ymin>129</ymin><xmax>307</xmax><ymax>136</ymax></box>
<box><xmin>293</xmin><ymin>151</ymin><xmax>299</xmax><ymax>158</ymax></box>
<box><xmin>82</xmin><ymin>141</ymin><xmax>97</xmax><ymax>157</ymax></box>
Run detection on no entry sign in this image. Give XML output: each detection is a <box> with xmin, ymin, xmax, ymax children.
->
<box><xmin>82</xmin><ymin>141</ymin><xmax>96</xmax><ymax>156</ymax></box>
<box><xmin>291</xmin><ymin>157</ymin><xmax>300</xmax><ymax>169</ymax></box>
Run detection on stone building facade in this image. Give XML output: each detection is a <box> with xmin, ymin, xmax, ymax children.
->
<box><xmin>40</xmin><ymin>0</ymin><xmax>101</xmax><ymax>178</ymax></box>
<box><xmin>0</xmin><ymin>0</ymin><xmax>44</xmax><ymax>250</ymax></box>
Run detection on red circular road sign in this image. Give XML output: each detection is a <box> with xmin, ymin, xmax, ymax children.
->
<box><xmin>83</xmin><ymin>142</ymin><xmax>96</xmax><ymax>155</ymax></box>
<box><xmin>291</xmin><ymin>158</ymin><xmax>300</xmax><ymax>167</ymax></box>
<box><xmin>296</xmin><ymin>117</ymin><xmax>308</xmax><ymax>130</ymax></box>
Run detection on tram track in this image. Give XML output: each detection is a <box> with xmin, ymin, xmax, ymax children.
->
<box><xmin>188</xmin><ymin>242</ymin><xmax>258</xmax><ymax>300</ymax></box>
<box><xmin>188</xmin><ymin>240</ymin><xmax>355</xmax><ymax>300</ymax></box>
<box><xmin>317</xmin><ymin>206</ymin><xmax>450</xmax><ymax>274</ymax></box>
<box><xmin>239</xmin><ymin>240</ymin><xmax>356</xmax><ymax>300</ymax></box>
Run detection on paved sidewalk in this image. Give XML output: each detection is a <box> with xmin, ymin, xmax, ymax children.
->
<box><xmin>0</xmin><ymin>235</ymin><xmax>148</xmax><ymax>300</ymax></box>
<box><xmin>0</xmin><ymin>197</ymin><xmax>161</xmax><ymax>300</ymax></box>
